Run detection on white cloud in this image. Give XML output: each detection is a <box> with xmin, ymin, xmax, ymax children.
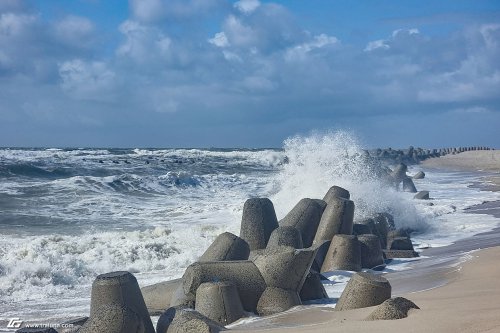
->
<box><xmin>234</xmin><ymin>0</ymin><xmax>260</xmax><ymax>14</ymax></box>
<box><xmin>59</xmin><ymin>59</ymin><xmax>116</xmax><ymax>100</ymax></box>
<box><xmin>129</xmin><ymin>0</ymin><xmax>164</xmax><ymax>22</ymax></box>
<box><xmin>285</xmin><ymin>33</ymin><xmax>338</xmax><ymax>61</ymax></box>
<box><xmin>53</xmin><ymin>15</ymin><xmax>95</xmax><ymax>48</ymax></box>
<box><xmin>117</xmin><ymin>20</ymin><xmax>172</xmax><ymax>62</ymax></box>
<box><xmin>208</xmin><ymin>31</ymin><xmax>229</xmax><ymax>48</ymax></box>
<box><xmin>242</xmin><ymin>75</ymin><xmax>276</xmax><ymax>92</ymax></box>
<box><xmin>364</xmin><ymin>39</ymin><xmax>389</xmax><ymax>52</ymax></box>
<box><xmin>223</xmin><ymin>15</ymin><xmax>257</xmax><ymax>48</ymax></box>
<box><xmin>392</xmin><ymin>28</ymin><xmax>419</xmax><ymax>38</ymax></box>
<box><xmin>0</xmin><ymin>12</ymin><xmax>36</xmax><ymax>36</ymax></box>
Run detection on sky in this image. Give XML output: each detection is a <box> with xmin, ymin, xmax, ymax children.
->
<box><xmin>0</xmin><ymin>0</ymin><xmax>499</xmax><ymax>148</ymax></box>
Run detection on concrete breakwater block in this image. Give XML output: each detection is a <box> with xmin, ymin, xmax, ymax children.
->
<box><xmin>267</xmin><ymin>226</ymin><xmax>303</xmax><ymax>249</ymax></box>
<box><xmin>310</xmin><ymin>239</ymin><xmax>331</xmax><ymax>272</ymax></box>
<box><xmin>257</xmin><ymin>287</ymin><xmax>301</xmax><ymax>316</ymax></box>
<box><xmin>414</xmin><ymin>191</ymin><xmax>430</xmax><ymax>200</ymax></box>
<box><xmin>78</xmin><ymin>303</ymin><xmax>146</xmax><ymax>333</ymax></box>
<box><xmin>182</xmin><ymin>261</ymin><xmax>266</xmax><ymax>313</ymax></box>
<box><xmin>170</xmin><ymin>284</ymin><xmax>195</xmax><ymax>308</ymax></box>
<box><xmin>371</xmin><ymin>213</ymin><xmax>395</xmax><ymax>249</ymax></box>
<box><xmin>313</xmin><ymin>199</ymin><xmax>328</xmax><ymax>213</ymax></box>
<box><xmin>402</xmin><ymin>176</ymin><xmax>418</xmax><ymax>193</ymax></box>
<box><xmin>195</xmin><ymin>281</ymin><xmax>244</xmax><ymax>325</ymax></box>
<box><xmin>323</xmin><ymin>185</ymin><xmax>350</xmax><ymax>203</ymax></box>
<box><xmin>356</xmin><ymin>218</ymin><xmax>376</xmax><ymax>234</ymax></box>
<box><xmin>199</xmin><ymin>232</ymin><xmax>250</xmax><ymax>262</ymax></box>
<box><xmin>141</xmin><ymin>278</ymin><xmax>181</xmax><ymax>315</ymax></box>
<box><xmin>82</xmin><ymin>271</ymin><xmax>155</xmax><ymax>333</ymax></box>
<box><xmin>353</xmin><ymin>223</ymin><xmax>372</xmax><ymax>235</ymax></box>
<box><xmin>313</xmin><ymin>197</ymin><xmax>355</xmax><ymax>244</ymax></box>
<box><xmin>335</xmin><ymin>272</ymin><xmax>391</xmax><ymax>311</ymax></box>
<box><xmin>413</xmin><ymin>171</ymin><xmax>425</xmax><ymax>179</ymax></box>
<box><xmin>157</xmin><ymin>306</ymin><xmax>226</xmax><ymax>333</ymax></box>
<box><xmin>321</xmin><ymin>235</ymin><xmax>361</xmax><ymax>272</ymax></box>
<box><xmin>402</xmin><ymin>177</ymin><xmax>417</xmax><ymax>193</ymax></box>
<box><xmin>389</xmin><ymin>237</ymin><xmax>414</xmax><ymax>251</ymax></box>
<box><xmin>240</xmin><ymin>198</ymin><xmax>279</xmax><ymax>251</ymax></box>
<box><xmin>390</xmin><ymin>163</ymin><xmax>408</xmax><ymax>183</ymax></box>
<box><xmin>252</xmin><ymin>247</ymin><xmax>316</xmax><ymax>291</ymax></box>
<box><xmin>280</xmin><ymin>198</ymin><xmax>323</xmax><ymax>248</ymax></box>
<box><xmin>299</xmin><ymin>270</ymin><xmax>329</xmax><ymax>301</ymax></box>
<box><xmin>383</xmin><ymin>249</ymin><xmax>419</xmax><ymax>259</ymax></box>
<box><xmin>58</xmin><ymin>317</ymin><xmax>88</xmax><ymax>333</ymax></box>
<box><xmin>366</xmin><ymin>297</ymin><xmax>420</xmax><ymax>320</ymax></box>
<box><xmin>357</xmin><ymin>234</ymin><xmax>385</xmax><ymax>269</ymax></box>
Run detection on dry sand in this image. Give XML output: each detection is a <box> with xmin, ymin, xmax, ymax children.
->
<box><xmin>422</xmin><ymin>150</ymin><xmax>500</xmax><ymax>173</ymax></box>
<box><xmin>229</xmin><ymin>151</ymin><xmax>500</xmax><ymax>333</ymax></box>
<box><xmin>231</xmin><ymin>246</ymin><xmax>500</xmax><ymax>332</ymax></box>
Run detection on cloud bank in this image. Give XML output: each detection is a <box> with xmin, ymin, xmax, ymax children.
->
<box><xmin>0</xmin><ymin>0</ymin><xmax>499</xmax><ymax>147</ymax></box>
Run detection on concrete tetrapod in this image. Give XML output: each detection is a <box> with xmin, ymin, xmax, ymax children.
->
<box><xmin>352</xmin><ymin>223</ymin><xmax>372</xmax><ymax>236</ymax></box>
<box><xmin>195</xmin><ymin>281</ymin><xmax>245</xmax><ymax>325</ymax></box>
<box><xmin>371</xmin><ymin>213</ymin><xmax>395</xmax><ymax>249</ymax></box>
<box><xmin>240</xmin><ymin>198</ymin><xmax>279</xmax><ymax>251</ymax></box>
<box><xmin>358</xmin><ymin>234</ymin><xmax>385</xmax><ymax>269</ymax></box>
<box><xmin>199</xmin><ymin>232</ymin><xmax>250</xmax><ymax>262</ymax></box>
<box><xmin>414</xmin><ymin>191</ymin><xmax>430</xmax><ymax>200</ymax></box>
<box><xmin>367</xmin><ymin>297</ymin><xmax>420</xmax><ymax>320</ymax></box>
<box><xmin>321</xmin><ymin>235</ymin><xmax>361</xmax><ymax>272</ymax></box>
<box><xmin>310</xmin><ymin>239</ymin><xmax>331</xmax><ymax>272</ymax></box>
<box><xmin>253</xmin><ymin>247</ymin><xmax>317</xmax><ymax>315</ymax></box>
<box><xmin>323</xmin><ymin>185</ymin><xmax>350</xmax><ymax>204</ymax></box>
<box><xmin>299</xmin><ymin>270</ymin><xmax>329</xmax><ymax>301</ymax></box>
<box><xmin>83</xmin><ymin>271</ymin><xmax>155</xmax><ymax>333</ymax></box>
<box><xmin>280</xmin><ymin>198</ymin><xmax>323</xmax><ymax>248</ymax></box>
<box><xmin>402</xmin><ymin>177</ymin><xmax>417</xmax><ymax>193</ymax></box>
<box><xmin>313</xmin><ymin>197</ymin><xmax>354</xmax><ymax>244</ymax></box>
<box><xmin>313</xmin><ymin>199</ymin><xmax>328</xmax><ymax>214</ymax></box>
<box><xmin>266</xmin><ymin>226</ymin><xmax>303</xmax><ymax>249</ymax></box>
<box><xmin>157</xmin><ymin>306</ymin><xmax>226</xmax><ymax>333</ymax></box>
<box><xmin>78</xmin><ymin>303</ymin><xmax>145</xmax><ymax>333</ymax></box>
<box><xmin>390</xmin><ymin>163</ymin><xmax>408</xmax><ymax>183</ymax></box>
<box><xmin>389</xmin><ymin>237</ymin><xmax>414</xmax><ymax>251</ymax></box>
<box><xmin>256</xmin><ymin>287</ymin><xmax>301</xmax><ymax>316</ymax></box>
<box><xmin>182</xmin><ymin>261</ymin><xmax>266</xmax><ymax>313</ymax></box>
<box><xmin>413</xmin><ymin>171</ymin><xmax>425</xmax><ymax>180</ymax></box>
<box><xmin>335</xmin><ymin>272</ymin><xmax>391</xmax><ymax>311</ymax></box>
<box><xmin>141</xmin><ymin>278</ymin><xmax>182</xmax><ymax>315</ymax></box>
<box><xmin>252</xmin><ymin>246</ymin><xmax>317</xmax><ymax>291</ymax></box>
<box><xmin>170</xmin><ymin>283</ymin><xmax>196</xmax><ymax>308</ymax></box>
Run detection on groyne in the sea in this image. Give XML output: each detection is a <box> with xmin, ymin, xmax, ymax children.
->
<box><xmin>36</xmin><ymin>160</ymin><xmax>431</xmax><ymax>333</ymax></box>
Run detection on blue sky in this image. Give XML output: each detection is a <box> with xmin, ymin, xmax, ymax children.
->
<box><xmin>1</xmin><ymin>0</ymin><xmax>499</xmax><ymax>148</ymax></box>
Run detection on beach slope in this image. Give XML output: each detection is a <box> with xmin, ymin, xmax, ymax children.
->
<box><xmin>231</xmin><ymin>246</ymin><xmax>500</xmax><ymax>332</ymax></box>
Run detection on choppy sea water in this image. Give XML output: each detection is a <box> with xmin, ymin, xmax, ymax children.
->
<box><xmin>1</xmin><ymin>132</ymin><xmax>499</xmax><ymax>326</ymax></box>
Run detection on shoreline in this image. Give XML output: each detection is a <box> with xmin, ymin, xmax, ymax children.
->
<box><xmin>229</xmin><ymin>246</ymin><xmax>500</xmax><ymax>333</ymax></box>
<box><xmin>230</xmin><ymin>151</ymin><xmax>500</xmax><ymax>332</ymax></box>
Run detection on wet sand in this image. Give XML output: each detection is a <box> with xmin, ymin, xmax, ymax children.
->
<box><xmin>230</xmin><ymin>246</ymin><xmax>500</xmax><ymax>333</ymax></box>
<box><xmin>230</xmin><ymin>151</ymin><xmax>500</xmax><ymax>332</ymax></box>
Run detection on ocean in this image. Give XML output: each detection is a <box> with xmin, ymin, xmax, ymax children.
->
<box><xmin>1</xmin><ymin>132</ymin><xmax>499</xmax><ymax>325</ymax></box>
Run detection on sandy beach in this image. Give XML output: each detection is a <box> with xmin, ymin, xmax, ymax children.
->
<box><xmin>227</xmin><ymin>150</ymin><xmax>500</xmax><ymax>333</ymax></box>
<box><xmin>422</xmin><ymin>150</ymin><xmax>500</xmax><ymax>173</ymax></box>
<box><xmin>229</xmin><ymin>245</ymin><xmax>500</xmax><ymax>333</ymax></box>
